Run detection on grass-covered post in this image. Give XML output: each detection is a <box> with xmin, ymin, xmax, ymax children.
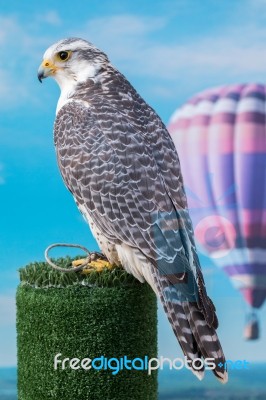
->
<box><xmin>17</xmin><ymin>258</ymin><xmax>158</xmax><ymax>400</ymax></box>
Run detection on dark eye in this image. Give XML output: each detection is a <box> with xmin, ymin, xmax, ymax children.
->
<box><xmin>58</xmin><ymin>51</ymin><xmax>69</xmax><ymax>61</ymax></box>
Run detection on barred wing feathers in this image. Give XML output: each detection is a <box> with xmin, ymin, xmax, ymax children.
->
<box><xmin>54</xmin><ymin>96</ymin><xmax>227</xmax><ymax>382</ymax></box>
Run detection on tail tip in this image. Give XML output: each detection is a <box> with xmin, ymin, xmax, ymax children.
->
<box><xmin>215</xmin><ymin>369</ymin><xmax>228</xmax><ymax>384</ymax></box>
<box><xmin>192</xmin><ymin>368</ymin><xmax>205</xmax><ymax>381</ymax></box>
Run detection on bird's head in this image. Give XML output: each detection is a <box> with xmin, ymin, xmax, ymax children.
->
<box><xmin>38</xmin><ymin>38</ymin><xmax>109</xmax><ymax>89</ymax></box>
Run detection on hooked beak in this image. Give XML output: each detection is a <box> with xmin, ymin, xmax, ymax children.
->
<box><xmin>37</xmin><ymin>60</ymin><xmax>57</xmax><ymax>82</ymax></box>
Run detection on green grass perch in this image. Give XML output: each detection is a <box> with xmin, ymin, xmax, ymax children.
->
<box><xmin>17</xmin><ymin>258</ymin><xmax>158</xmax><ymax>400</ymax></box>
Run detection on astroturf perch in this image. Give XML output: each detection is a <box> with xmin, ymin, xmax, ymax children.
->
<box><xmin>17</xmin><ymin>258</ymin><xmax>158</xmax><ymax>400</ymax></box>
<box><xmin>38</xmin><ymin>37</ymin><xmax>227</xmax><ymax>382</ymax></box>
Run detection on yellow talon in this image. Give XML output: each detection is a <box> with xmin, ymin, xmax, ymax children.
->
<box><xmin>72</xmin><ymin>259</ymin><xmax>87</xmax><ymax>267</ymax></box>
<box><xmin>72</xmin><ymin>257</ymin><xmax>115</xmax><ymax>274</ymax></box>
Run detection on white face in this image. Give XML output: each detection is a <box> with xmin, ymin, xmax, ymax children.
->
<box><xmin>38</xmin><ymin>38</ymin><xmax>108</xmax><ymax>90</ymax></box>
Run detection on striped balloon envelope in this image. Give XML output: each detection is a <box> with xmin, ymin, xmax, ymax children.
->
<box><xmin>168</xmin><ymin>83</ymin><xmax>266</xmax><ymax>339</ymax></box>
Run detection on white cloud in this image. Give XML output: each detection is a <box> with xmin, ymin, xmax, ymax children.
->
<box><xmin>0</xmin><ymin>66</ymin><xmax>29</xmax><ymax>107</ymax></box>
<box><xmin>80</xmin><ymin>14</ymin><xmax>167</xmax><ymax>67</ymax></box>
<box><xmin>81</xmin><ymin>14</ymin><xmax>266</xmax><ymax>79</ymax></box>
<box><xmin>1</xmin><ymin>6</ymin><xmax>266</xmax><ymax>108</ymax></box>
<box><xmin>73</xmin><ymin>11</ymin><xmax>266</xmax><ymax>103</ymax></box>
<box><xmin>85</xmin><ymin>14</ymin><xmax>165</xmax><ymax>38</ymax></box>
<box><xmin>37</xmin><ymin>10</ymin><xmax>62</xmax><ymax>26</ymax></box>
<box><xmin>0</xmin><ymin>14</ymin><xmax>58</xmax><ymax>107</ymax></box>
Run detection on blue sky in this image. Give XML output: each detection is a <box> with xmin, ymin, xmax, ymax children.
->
<box><xmin>1</xmin><ymin>0</ymin><xmax>266</xmax><ymax>367</ymax></box>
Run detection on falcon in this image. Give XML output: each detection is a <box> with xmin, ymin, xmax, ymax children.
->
<box><xmin>38</xmin><ymin>38</ymin><xmax>227</xmax><ymax>382</ymax></box>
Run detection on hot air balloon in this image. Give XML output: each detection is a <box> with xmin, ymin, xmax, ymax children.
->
<box><xmin>168</xmin><ymin>83</ymin><xmax>266</xmax><ymax>340</ymax></box>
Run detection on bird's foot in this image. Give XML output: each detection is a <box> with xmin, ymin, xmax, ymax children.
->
<box><xmin>72</xmin><ymin>257</ymin><xmax>115</xmax><ymax>273</ymax></box>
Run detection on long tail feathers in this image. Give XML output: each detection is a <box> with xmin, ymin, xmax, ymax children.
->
<box><xmin>183</xmin><ymin>301</ymin><xmax>228</xmax><ymax>383</ymax></box>
<box><xmin>151</xmin><ymin>265</ymin><xmax>228</xmax><ymax>383</ymax></box>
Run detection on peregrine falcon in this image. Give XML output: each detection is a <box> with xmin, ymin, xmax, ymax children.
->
<box><xmin>38</xmin><ymin>38</ymin><xmax>227</xmax><ymax>382</ymax></box>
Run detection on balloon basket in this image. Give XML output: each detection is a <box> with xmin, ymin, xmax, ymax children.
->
<box><xmin>243</xmin><ymin>311</ymin><xmax>259</xmax><ymax>341</ymax></box>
